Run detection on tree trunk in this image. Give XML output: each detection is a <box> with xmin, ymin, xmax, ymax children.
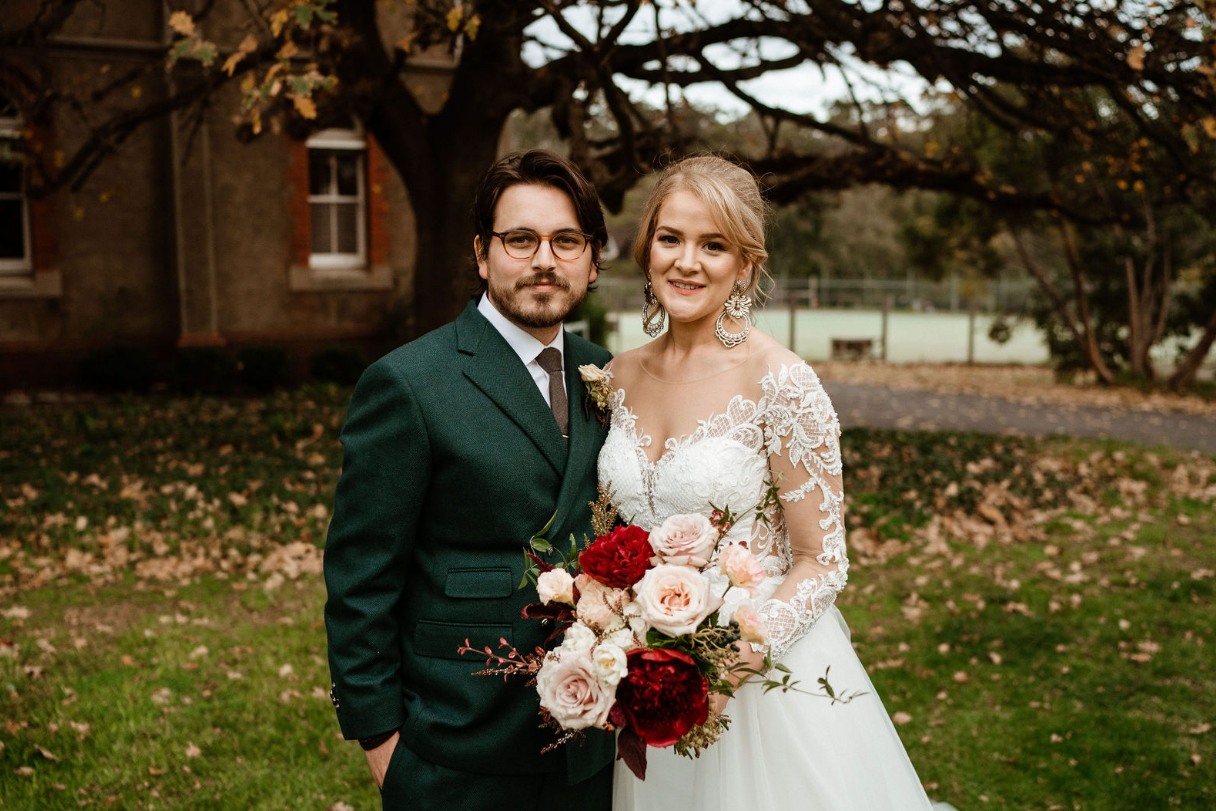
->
<box><xmin>1058</xmin><ymin>221</ymin><xmax>1117</xmax><ymax>384</ymax></box>
<box><xmin>1168</xmin><ymin>307</ymin><xmax>1216</xmax><ymax>389</ymax></box>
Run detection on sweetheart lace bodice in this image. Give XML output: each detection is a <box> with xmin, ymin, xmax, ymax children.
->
<box><xmin>597</xmin><ymin>362</ymin><xmax>849</xmax><ymax>659</ymax></box>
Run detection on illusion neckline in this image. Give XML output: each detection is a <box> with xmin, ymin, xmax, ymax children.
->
<box><xmin>612</xmin><ymin>385</ymin><xmax>761</xmax><ymax>468</ymax></box>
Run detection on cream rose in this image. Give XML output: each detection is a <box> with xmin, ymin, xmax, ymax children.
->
<box><xmin>649</xmin><ymin>513</ymin><xmax>718</xmax><ymax>567</ymax></box>
<box><xmin>590</xmin><ymin>642</ymin><xmax>629</xmax><ymax>686</ymax></box>
<box><xmin>536</xmin><ymin>649</ymin><xmax>615</xmax><ymax>730</ymax></box>
<box><xmin>734</xmin><ymin>604</ymin><xmax>769</xmax><ymax>646</ymax></box>
<box><xmin>560</xmin><ymin>621</ymin><xmax>597</xmax><ymax>654</ymax></box>
<box><xmin>578</xmin><ymin>364</ymin><xmax>610</xmax><ymax>385</ymax></box>
<box><xmin>575</xmin><ymin>577</ymin><xmax>627</xmax><ymax>633</ymax></box>
<box><xmin>536</xmin><ymin>568</ymin><xmax>576</xmax><ymax>606</ymax></box>
<box><xmin>632</xmin><ymin>564</ymin><xmax>723</xmax><ymax>637</ymax></box>
<box><xmin>718</xmin><ymin>543</ymin><xmax>765</xmax><ymax>596</ymax></box>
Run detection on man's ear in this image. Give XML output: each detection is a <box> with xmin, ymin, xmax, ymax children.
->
<box><xmin>475</xmin><ymin>236</ymin><xmax>488</xmax><ymax>281</ymax></box>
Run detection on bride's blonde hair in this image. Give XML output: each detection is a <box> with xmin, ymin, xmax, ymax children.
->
<box><xmin>633</xmin><ymin>155</ymin><xmax>771</xmax><ymax>300</ymax></box>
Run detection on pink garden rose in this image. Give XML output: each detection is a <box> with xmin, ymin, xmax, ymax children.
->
<box><xmin>536</xmin><ymin>648</ymin><xmax>615</xmax><ymax>730</ymax></box>
<box><xmin>536</xmin><ymin>568</ymin><xmax>576</xmax><ymax>606</ymax></box>
<box><xmin>575</xmin><ymin>575</ymin><xmax>628</xmax><ymax>633</ymax></box>
<box><xmin>632</xmin><ymin>564</ymin><xmax>723</xmax><ymax>637</ymax></box>
<box><xmin>718</xmin><ymin>543</ymin><xmax>765</xmax><ymax>596</ymax></box>
<box><xmin>734</xmin><ymin>604</ymin><xmax>769</xmax><ymax>646</ymax></box>
<box><xmin>648</xmin><ymin>513</ymin><xmax>718</xmax><ymax>567</ymax></box>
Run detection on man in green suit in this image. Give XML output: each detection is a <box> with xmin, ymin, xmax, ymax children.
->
<box><xmin>324</xmin><ymin>150</ymin><xmax>615</xmax><ymax>810</ymax></box>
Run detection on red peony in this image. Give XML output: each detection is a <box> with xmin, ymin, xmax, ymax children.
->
<box><xmin>578</xmin><ymin>525</ymin><xmax>653</xmax><ymax>589</ymax></box>
<box><xmin>613</xmin><ymin>648</ymin><xmax>709</xmax><ymax>747</ymax></box>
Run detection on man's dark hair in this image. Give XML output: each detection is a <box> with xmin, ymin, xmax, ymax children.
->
<box><xmin>470</xmin><ymin>150</ymin><xmax>607</xmax><ymax>296</ymax></box>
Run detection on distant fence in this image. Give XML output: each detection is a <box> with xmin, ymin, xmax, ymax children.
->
<box><xmin>593</xmin><ymin>274</ymin><xmax>1039</xmax><ymax>314</ymax></box>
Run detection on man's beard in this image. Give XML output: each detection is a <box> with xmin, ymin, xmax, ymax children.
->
<box><xmin>487</xmin><ymin>272</ymin><xmax>587</xmax><ymax>330</ymax></box>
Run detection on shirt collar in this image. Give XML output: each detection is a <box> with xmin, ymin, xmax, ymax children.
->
<box><xmin>478</xmin><ymin>293</ymin><xmax>565</xmax><ymax>366</ymax></box>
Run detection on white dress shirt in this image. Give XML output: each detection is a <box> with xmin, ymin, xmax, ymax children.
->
<box><xmin>478</xmin><ymin>294</ymin><xmax>566</xmax><ymax>406</ymax></box>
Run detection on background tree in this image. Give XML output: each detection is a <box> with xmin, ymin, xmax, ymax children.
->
<box><xmin>5</xmin><ymin>0</ymin><xmax>1216</xmax><ymax>358</ymax></box>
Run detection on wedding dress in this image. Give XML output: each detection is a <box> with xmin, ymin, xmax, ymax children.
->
<box><xmin>598</xmin><ymin>361</ymin><xmax>949</xmax><ymax>811</ymax></box>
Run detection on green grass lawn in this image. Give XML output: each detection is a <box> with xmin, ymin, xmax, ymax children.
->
<box><xmin>1</xmin><ymin>390</ymin><xmax>1213</xmax><ymax>810</ymax></box>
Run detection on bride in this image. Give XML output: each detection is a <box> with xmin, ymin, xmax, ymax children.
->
<box><xmin>598</xmin><ymin>156</ymin><xmax>950</xmax><ymax>810</ymax></box>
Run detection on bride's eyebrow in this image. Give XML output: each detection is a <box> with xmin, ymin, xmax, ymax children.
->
<box><xmin>656</xmin><ymin>225</ymin><xmax>727</xmax><ymax>240</ymax></box>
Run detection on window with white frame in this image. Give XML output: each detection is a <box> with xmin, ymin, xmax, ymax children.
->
<box><xmin>0</xmin><ymin>93</ymin><xmax>31</xmax><ymax>276</ymax></box>
<box><xmin>307</xmin><ymin>125</ymin><xmax>367</xmax><ymax>270</ymax></box>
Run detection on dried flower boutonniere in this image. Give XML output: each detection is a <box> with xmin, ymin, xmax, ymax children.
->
<box><xmin>579</xmin><ymin>364</ymin><xmax>613</xmax><ymax>426</ymax></box>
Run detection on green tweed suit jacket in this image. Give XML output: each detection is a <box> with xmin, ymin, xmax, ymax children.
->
<box><xmin>324</xmin><ymin>301</ymin><xmax>615</xmax><ymax>784</ymax></box>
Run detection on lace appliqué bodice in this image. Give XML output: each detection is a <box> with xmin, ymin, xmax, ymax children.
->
<box><xmin>597</xmin><ymin>362</ymin><xmax>847</xmax><ymax>660</ymax></box>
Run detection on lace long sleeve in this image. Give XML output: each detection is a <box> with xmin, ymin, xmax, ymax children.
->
<box><xmin>757</xmin><ymin>363</ymin><xmax>848</xmax><ymax>661</ymax></box>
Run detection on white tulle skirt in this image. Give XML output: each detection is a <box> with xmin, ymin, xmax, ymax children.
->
<box><xmin>613</xmin><ymin>605</ymin><xmax>952</xmax><ymax>811</ymax></box>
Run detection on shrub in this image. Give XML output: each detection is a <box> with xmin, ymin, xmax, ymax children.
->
<box><xmin>309</xmin><ymin>345</ymin><xmax>368</xmax><ymax>386</ymax></box>
<box><xmin>79</xmin><ymin>345</ymin><xmax>154</xmax><ymax>393</ymax></box>
<box><xmin>173</xmin><ymin>347</ymin><xmax>236</xmax><ymax>395</ymax></box>
<box><xmin>239</xmin><ymin>346</ymin><xmax>292</xmax><ymax>391</ymax></box>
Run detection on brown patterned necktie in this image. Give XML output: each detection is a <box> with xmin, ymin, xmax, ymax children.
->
<box><xmin>536</xmin><ymin>347</ymin><xmax>569</xmax><ymax>441</ymax></box>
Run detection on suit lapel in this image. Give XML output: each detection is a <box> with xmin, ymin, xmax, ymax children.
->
<box><xmin>548</xmin><ymin>337</ymin><xmax>607</xmax><ymax>542</ymax></box>
<box><xmin>457</xmin><ymin>304</ymin><xmax>567</xmax><ymax>475</ymax></box>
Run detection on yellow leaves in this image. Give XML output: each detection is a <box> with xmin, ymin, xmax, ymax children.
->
<box><xmin>185</xmin><ymin>742</ymin><xmax>202</xmax><ymax>758</ymax></box>
<box><xmin>447</xmin><ymin>6</ymin><xmax>464</xmax><ymax>32</ymax></box>
<box><xmin>277</xmin><ymin>41</ymin><xmax>300</xmax><ymax>62</ymax></box>
<box><xmin>1127</xmin><ymin>43</ymin><xmax>1146</xmax><ymax>71</ymax></box>
<box><xmin>397</xmin><ymin>31</ymin><xmax>418</xmax><ymax>54</ymax></box>
<box><xmin>1202</xmin><ymin>117</ymin><xmax>1216</xmax><ymax>139</ymax></box>
<box><xmin>292</xmin><ymin>95</ymin><xmax>318</xmax><ymax>120</ymax></box>
<box><xmin>270</xmin><ymin>8</ymin><xmax>291</xmax><ymax>38</ymax></box>
<box><xmin>130</xmin><ymin>85</ymin><xmax>143</xmax><ymax>100</ymax></box>
<box><xmin>464</xmin><ymin>13</ymin><xmax>482</xmax><ymax>41</ymax></box>
<box><xmin>223</xmin><ymin>35</ymin><xmax>260</xmax><ymax>77</ymax></box>
<box><xmin>168</xmin><ymin>11</ymin><xmax>196</xmax><ymax>37</ymax></box>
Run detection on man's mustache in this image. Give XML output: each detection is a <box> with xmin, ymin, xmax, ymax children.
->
<box><xmin>515</xmin><ymin>274</ymin><xmax>570</xmax><ymax>291</ymax></box>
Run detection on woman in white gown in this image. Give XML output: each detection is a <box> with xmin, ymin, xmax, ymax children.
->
<box><xmin>597</xmin><ymin>156</ymin><xmax>951</xmax><ymax>811</ymax></box>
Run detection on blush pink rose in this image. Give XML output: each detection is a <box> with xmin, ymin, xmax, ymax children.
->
<box><xmin>718</xmin><ymin>543</ymin><xmax>765</xmax><ymax>596</ymax></box>
<box><xmin>734</xmin><ymin>604</ymin><xmax>769</xmax><ymax>646</ymax></box>
<box><xmin>632</xmin><ymin>564</ymin><xmax>723</xmax><ymax>637</ymax></box>
<box><xmin>536</xmin><ymin>648</ymin><xmax>615</xmax><ymax>731</ymax></box>
<box><xmin>575</xmin><ymin>576</ymin><xmax>628</xmax><ymax>632</ymax></box>
<box><xmin>648</xmin><ymin>513</ymin><xmax>718</xmax><ymax>567</ymax></box>
<box><xmin>536</xmin><ymin>568</ymin><xmax>576</xmax><ymax>606</ymax></box>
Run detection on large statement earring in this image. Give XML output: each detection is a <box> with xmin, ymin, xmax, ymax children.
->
<box><xmin>642</xmin><ymin>280</ymin><xmax>666</xmax><ymax>338</ymax></box>
<box><xmin>715</xmin><ymin>280</ymin><xmax>752</xmax><ymax>348</ymax></box>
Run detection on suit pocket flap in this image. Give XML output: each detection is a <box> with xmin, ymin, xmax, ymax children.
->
<box><xmin>443</xmin><ymin>567</ymin><xmax>514</xmax><ymax>599</ymax></box>
<box><xmin>413</xmin><ymin>620</ymin><xmax>513</xmax><ymax>661</ymax></box>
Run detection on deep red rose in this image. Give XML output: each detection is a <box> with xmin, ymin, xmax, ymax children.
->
<box><xmin>613</xmin><ymin>648</ymin><xmax>709</xmax><ymax>748</ymax></box>
<box><xmin>578</xmin><ymin>525</ymin><xmax>653</xmax><ymax>589</ymax></box>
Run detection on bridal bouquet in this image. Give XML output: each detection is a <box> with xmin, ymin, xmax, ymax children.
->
<box><xmin>460</xmin><ymin>489</ymin><xmax>805</xmax><ymax>780</ymax></box>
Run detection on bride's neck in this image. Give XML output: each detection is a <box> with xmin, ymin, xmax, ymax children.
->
<box><xmin>649</xmin><ymin>318</ymin><xmax>748</xmax><ymax>379</ymax></box>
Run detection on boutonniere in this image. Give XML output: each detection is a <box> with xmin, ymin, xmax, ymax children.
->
<box><xmin>579</xmin><ymin>364</ymin><xmax>612</xmax><ymax>427</ymax></box>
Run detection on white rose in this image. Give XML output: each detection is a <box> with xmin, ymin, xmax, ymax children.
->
<box><xmin>560</xmin><ymin>622</ymin><xmax>597</xmax><ymax>653</ymax></box>
<box><xmin>632</xmin><ymin>564</ymin><xmax>723</xmax><ymax>637</ymax></box>
<box><xmin>605</xmin><ymin>627</ymin><xmax>640</xmax><ymax>652</ymax></box>
<box><xmin>536</xmin><ymin>568</ymin><xmax>575</xmax><ymax>606</ymax></box>
<box><xmin>536</xmin><ymin>649</ymin><xmax>615</xmax><ymax>730</ymax></box>
<box><xmin>590</xmin><ymin>642</ymin><xmax>629</xmax><ymax>686</ymax></box>
<box><xmin>648</xmin><ymin>513</ymin><xmax>717</xmax><ymax>568</ymax></box>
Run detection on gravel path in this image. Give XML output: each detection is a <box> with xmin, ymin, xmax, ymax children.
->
<box><xmin>823</xmin><ymin>381</ymin><xmax>1216</xmax><ymax>455</ymax></box>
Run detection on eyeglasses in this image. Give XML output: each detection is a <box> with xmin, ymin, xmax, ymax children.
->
<box><xmin>492</xmin><ymin>229</ymin><xmax>593</xmax><ymax>261</ymax></box>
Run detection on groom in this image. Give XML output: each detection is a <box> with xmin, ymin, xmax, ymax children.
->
<box><xmin>324</xmin><ymin>150</ymin><xmax>615</xmax><ymax>810</ymax></box>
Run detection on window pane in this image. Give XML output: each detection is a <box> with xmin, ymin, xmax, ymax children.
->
<box><xmin>0</xmin><ymin>156</ymin><xmax>21</xmax><ymax>194</ymax></box>
<box><xmin>335</xmin><ymin>203</ymin><xmax>358</xmax><ymax>254</ymax></box>
<box><xmin>335</xmin><ymin>153</ymin><xmax>360</xmax><ymax>196</ymax></box>
<box><xmin>308</xmin><ymin>151</ymin><xmax>332</xmax><ymax>196</ymax></box>
<box><xmin>0</xmin><ymin>199</ymin><xmax>24</xmax><ymax>259</ymax></box>
<box><xmin>310</xmin><ymin>203</ymin><xmax>332</xmax><ymax>254</ymax></box>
